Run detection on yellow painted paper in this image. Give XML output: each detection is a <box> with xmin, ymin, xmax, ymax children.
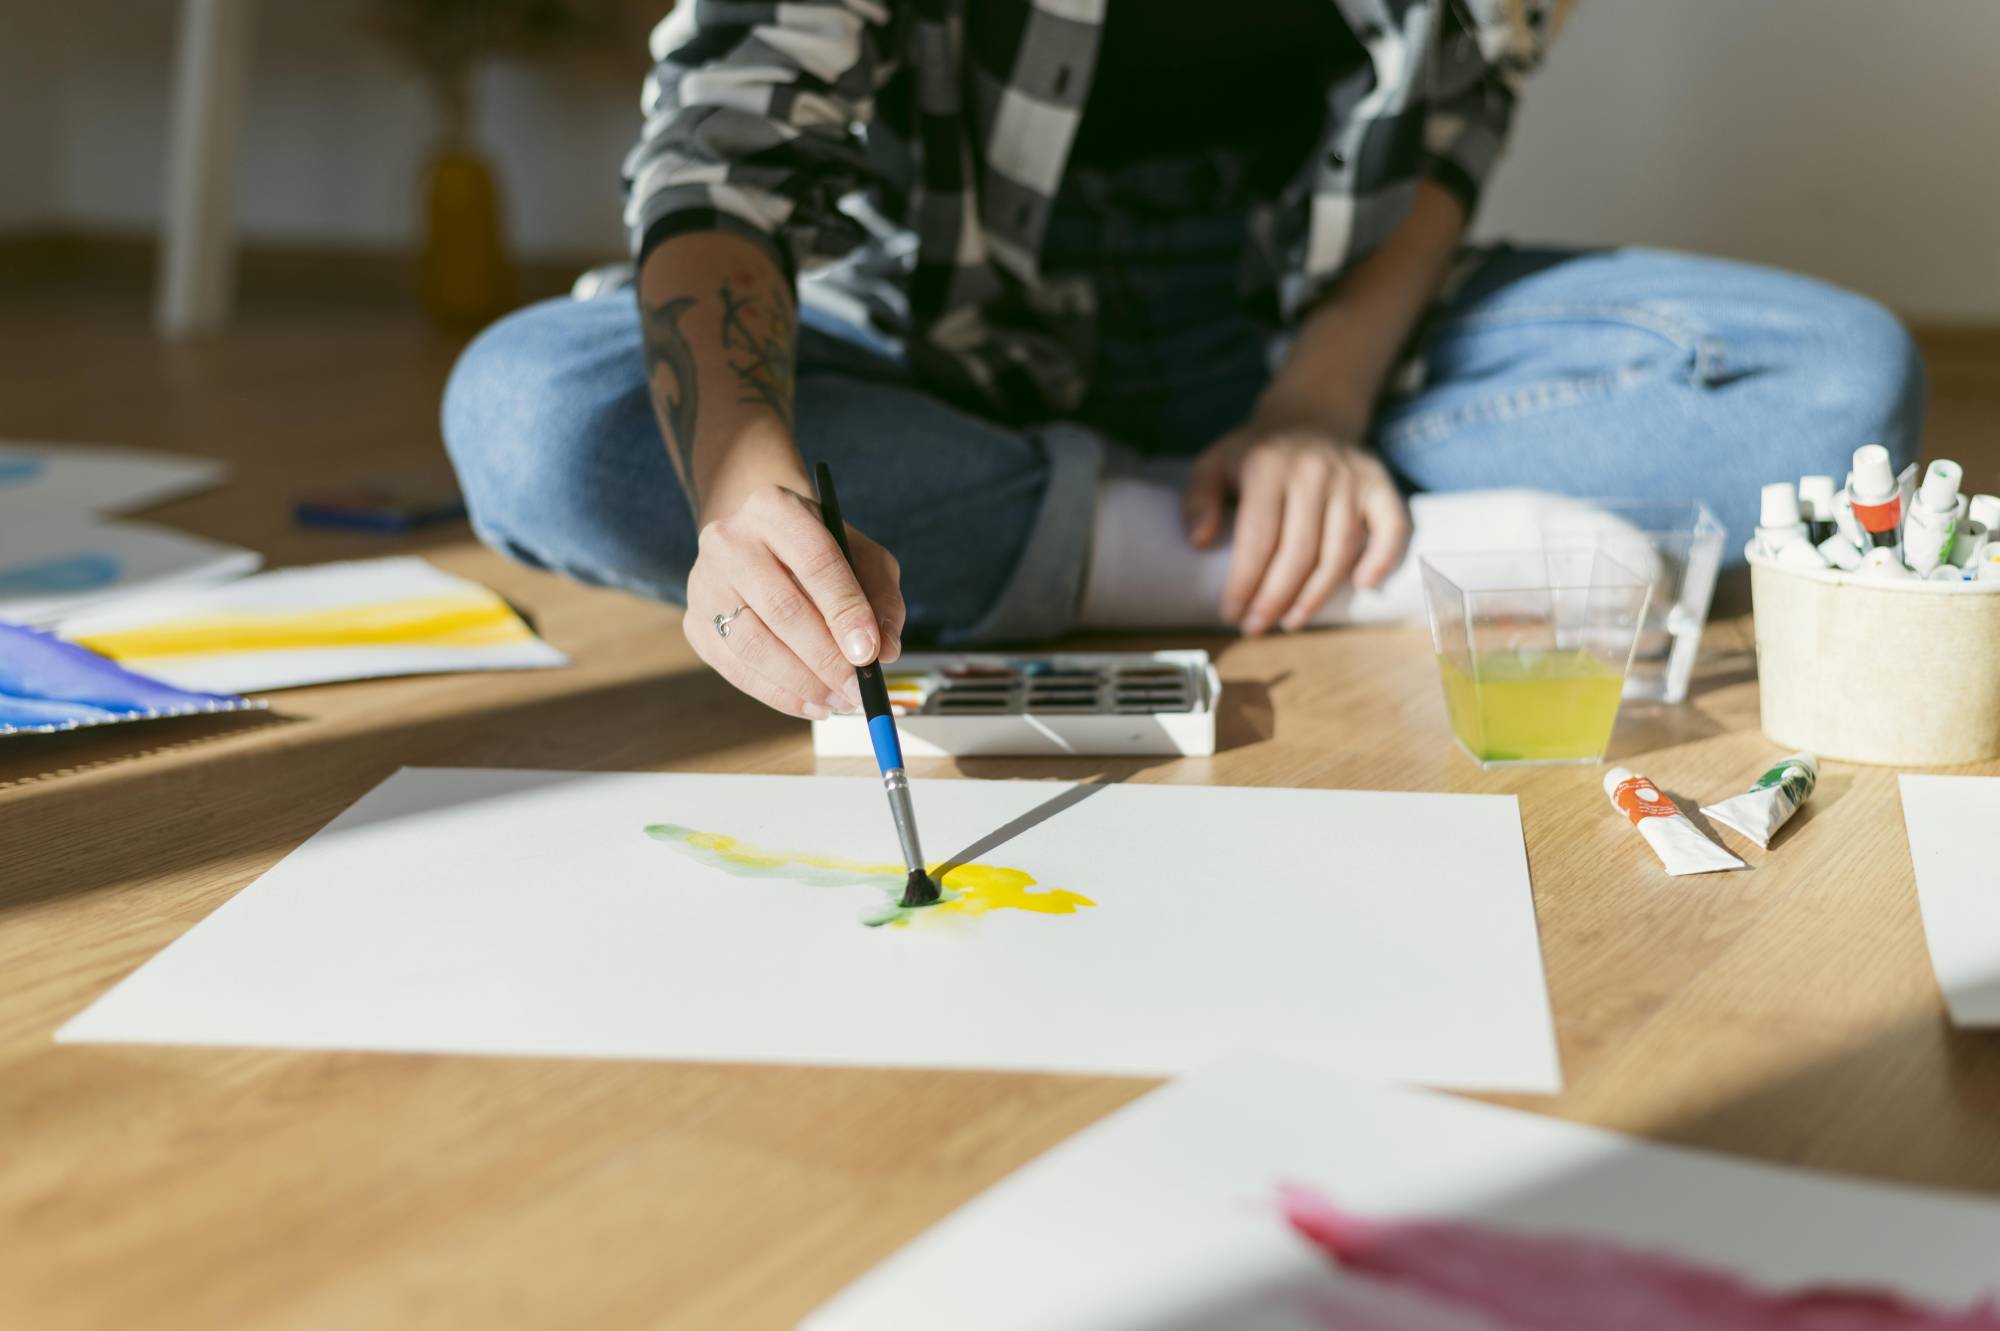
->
<box><xmin>71</xmin><ymin>592</ymin><xmax>534</xmax><ymax>660</ymax></box>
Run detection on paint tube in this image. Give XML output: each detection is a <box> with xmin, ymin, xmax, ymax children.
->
<box><xmin>1960</xmin><ymin>496</ymin><xmax>2000</xmax><ymax>569</ymax></box>
<box><xmin>1701</xmin><ymin>752</ymin><xmax>1817</xmax><ymax>850</ymax></box>
<box><xmin>1798</xmin><ymin>475</ymin><xmax>1838</xmax><ymax>545</ymax></box>
<box><xmin>1926</xmin><ymin>565</ymin><xmax>1965</xmax><ymax>582</ymax></box>
<box><xmin>1901</xmin><ymin>460</ymin><xmax>1962</xmax><ymax>574</ymax></box>
<box><xmin>1756</xmin><ymin>482</ymin><xmax>1827</xmax><ymax>568</ymax></box>
<box><xmin>1859</xmin><ymin>546</ymin><xmax>1916</xmax><ymax>581</ymax></box>
<box><xmin>1982</xmin><ymin>544</ymin><xmax>2000</xmax><ymax>581</ymax></box>
<box><xmin>1606</xmin><ymin>769</ymin><xmax>1745</xmax><ymax>875</ymax></box>
<box><xmin>1834</xmin><ymin>481</ymin><xmax>1867</xmax><ymax>548</ymax></box>
<box><xmin>1846</xmin><ymin>444</ymin><xmax>1903</xmax><ymax>549</ymax></box>
<box><xmin>1970</xmin><ymin>494</ymin><xmax>2000</xmax><ymax>533</ymax></box>
<box><xmin>1948</xmin><ymin>519</ymin><xmax>1988</xmax><ymax>570</ymax></box>
<box><xmin>1816</xmin><ymin>532</ymin><xmax>1865</xmax><ymax>571</ymax></box>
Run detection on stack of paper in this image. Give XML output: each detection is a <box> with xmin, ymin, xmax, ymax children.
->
<box><xmin>0</xmin><ymin>441</ymin><xmax>255</xmax><ymax>624</ymax></box>
<box><xmin>0</xmin><ymin>441</ymin><xmax>228</xmax><ymax>514</ymax></box>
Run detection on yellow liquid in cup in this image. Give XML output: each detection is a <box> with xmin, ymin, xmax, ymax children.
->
<box><xmin>1438</xmin><ymin>649</ymin><xmax>1627</xmax><ymax>764</ymax></box>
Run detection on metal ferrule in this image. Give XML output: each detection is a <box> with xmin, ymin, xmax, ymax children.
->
<box><xmin>882</xmin><ymin>768</ymin><xmax>925</xmax><ymax>876</ymax></box>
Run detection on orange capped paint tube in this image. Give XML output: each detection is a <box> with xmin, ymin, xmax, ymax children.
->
<box><xmin>1604</xmin><ymin>767</ymin><xmax>1745</xmax><ymax>876</ymax></box>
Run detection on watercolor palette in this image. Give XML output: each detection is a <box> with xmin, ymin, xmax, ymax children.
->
<box><xmin>811</xmin><ymin>650</ymin><xmax>1220</xmax><ymax>757</ymax></box>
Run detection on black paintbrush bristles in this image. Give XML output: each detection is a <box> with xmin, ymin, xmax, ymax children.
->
<box><xmin>901</xmin><ymin>869</ymin><xmax>941</xmax><ymax>908</ymax></box>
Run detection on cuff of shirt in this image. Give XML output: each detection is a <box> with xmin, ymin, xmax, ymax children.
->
<box><xmin>1422</xmin><ymin>153</ymin><xmax>1485</xmax><ymax>217</ymax></box>
<box><xmin>637</xmin><ymin>210</ymin><xmax>797</xmax><ymax>288</ymax></box>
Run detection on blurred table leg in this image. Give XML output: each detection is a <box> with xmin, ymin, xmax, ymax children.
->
<box><xmin>156</xmin><ymin>0</ymin><xmax>255</xmax><ymax>339</ymax></box>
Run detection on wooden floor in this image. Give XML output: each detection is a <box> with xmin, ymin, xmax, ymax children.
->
<box><xmin>4</xmin><ymin>282</ymin><xmax>2000</xmax><ymax>1330</ymax></box>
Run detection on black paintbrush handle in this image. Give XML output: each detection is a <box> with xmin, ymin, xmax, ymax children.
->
<box><xmin>812</xmin><ymin>463</ymin><xmax>892</xmax><ymax>722</ymax></box>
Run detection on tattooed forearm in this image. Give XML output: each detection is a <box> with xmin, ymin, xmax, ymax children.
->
<box><xmin>718</xmin><ymin>280</ymin><xmax>797</xmax><ymax>429</ymax></box>
<box><xmin>641</xmin><ymin>294</ymin><xmax>702</xmax><ymax>507</ymax></box>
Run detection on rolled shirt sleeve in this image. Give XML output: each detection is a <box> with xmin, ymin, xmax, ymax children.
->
<box><xmin>622</xmin><ymin>0</ymin><xmax>899</xmax><ymax>276</ymax></box>
<box><xmin>1421</xmin><ymin>0</ymin><xmax>1555</xmax><ymax>216</ymax></box>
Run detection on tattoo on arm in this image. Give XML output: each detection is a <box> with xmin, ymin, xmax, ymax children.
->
<box><xmin>642</xmin><ymin>294</ymin><xmax>701</xmax><ymax>508</ymax></box>
<box><xmin>718</xmin><ymin>280</ymin><xmax>797</xmax><ymax>429</ymax></box>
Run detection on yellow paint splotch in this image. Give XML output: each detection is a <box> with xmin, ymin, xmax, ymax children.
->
<box><xmin>648</xmin><ymin>825</ymin><xmax>1095</xmax><ymax>926</ymax></box>
<box><xmin>72</xmin><ymin>593</ymin><xmax>533</xmax><ymax>661</ymax></box>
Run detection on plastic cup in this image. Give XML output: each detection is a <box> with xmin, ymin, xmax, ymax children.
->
<box><xmin>1421</xmin><ymin>549</ymin><xmax>1653</xmax><ymax>768</ymax></box>
<box><xmin>1538</xmin><ymin>499</ymin><xmax>1726</xmax><ymax>704</ymax></box>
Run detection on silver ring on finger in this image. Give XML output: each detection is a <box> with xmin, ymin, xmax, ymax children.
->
<box><xmin>713</xmin><ymin>604</ymin><xmax>748</xmax><ymax>639</ymax></box>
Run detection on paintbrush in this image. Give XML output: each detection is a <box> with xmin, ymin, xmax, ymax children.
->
<box><xmin>813</xmin><ymin>463</ymin><xmax>941</xmax><ymax>909</ymax></box>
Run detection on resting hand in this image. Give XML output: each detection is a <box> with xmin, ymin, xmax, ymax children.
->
<box><xmin>683</xmin><ymin>481</ymin><xmax>906</xmax><ymax>719</ymax></box>
<box><xmin>1182</xmin><ymin>417</ymin><xmax>1411</xmax><ymax>634</ymax></box>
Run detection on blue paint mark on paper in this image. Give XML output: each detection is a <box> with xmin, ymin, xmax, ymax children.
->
<box><xmin>0</xmin><ymin>622</ymin><xmax>258</xmax><ymax>735</ymax></box>
<box><xmin>0</xmin><ymin>554</ymin><xmax>122</xmax><ymax>597</ymax></box>
<box><xmin>0</xmin><ymin>454</ymin><xmax>46</xmax><ymax>487</ymax></box>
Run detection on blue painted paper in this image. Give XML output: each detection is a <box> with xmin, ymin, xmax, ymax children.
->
<box><xmin>0</xmin><ymin>553</ymin><xmax>122</xmax><ymax>596</ymax></box>
<box><xmin>0</xmin><ymin>621</ymin><xmax>260</xmax><ymax>735</ymax></box>
<box><xmin>0</xmin><ymin>454</ymin><xmax>45</xmax><ymax>487</ymax></box>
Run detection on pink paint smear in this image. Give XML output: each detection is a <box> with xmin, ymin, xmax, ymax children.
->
<box><xmin>1277</xmin><ymin>1183</ymin><xmax>2000</xmax><ymax>1331</ymax></box>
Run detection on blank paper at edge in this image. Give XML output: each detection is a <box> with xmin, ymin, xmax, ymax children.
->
<box><xmin>1900</xmin><ymin>774</ymin><xmax>2000</xmax><ymax>1025</ymax></box>
<box><xmin>802</xmin><ymin>1055</ymin><xmax>2000</xmax><ymax>1331</ymax></box>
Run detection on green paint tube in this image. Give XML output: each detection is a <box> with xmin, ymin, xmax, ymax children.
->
<box><xmin>1701</xmin><ymin>752</ymin><xmax>1818</xmax><ymax>849</ymax></box>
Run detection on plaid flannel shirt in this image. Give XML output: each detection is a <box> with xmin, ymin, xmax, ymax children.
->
<box><xmin>624</xmin><ymin>0</ymin><xmax>1558</xmax><ymax>420</ymax></box>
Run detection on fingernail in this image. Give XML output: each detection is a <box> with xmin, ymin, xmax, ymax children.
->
<box><xmin>881</xmin><ymin>634</ymin><xmax>903</xmax><ymax>662</ymax></box>
<box><xmin>842</xmin><ymin>628</ymin><xmax>876</xmax><ymax>664</ymax></box>
<box><xmin>1242</xmin><ymin>616</ymin><xmax>1267</xmax><ymax>636</ymax></box>
<box><xmin>803</xmin><ymin>701</ymin><xmax>830</xmax><ymax>720</ymax></box>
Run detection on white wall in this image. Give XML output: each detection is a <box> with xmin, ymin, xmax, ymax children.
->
<box><xmin>0</xmin><ymin>12</ymin><xmax>67</xmax><ymax>229</ymax></box>
<box><xmin>1477</xmin><ymin>0</ymin><xmax>2000</xmax><ymax>321</ymax></box>
<box><xmin>14</xmin><ymin>0</ymin><xmax>635</xmax><ymax>262</ymax></box>
<box><xmin>6</xmin><ymin>0</ymin><xmax>1998</xmax><ymax>318</ymax></box>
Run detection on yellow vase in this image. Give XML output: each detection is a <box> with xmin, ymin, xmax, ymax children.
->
<box><xmin>420</xmin><ymin>145</ymin><xmax>517</xmax><ymax>333</ymax></box>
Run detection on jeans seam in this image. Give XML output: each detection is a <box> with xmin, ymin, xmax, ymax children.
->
<box><xmin>1382</xmin><ymin>302</ymin><xmax>1727</xmax><ymax>453</ymax></box>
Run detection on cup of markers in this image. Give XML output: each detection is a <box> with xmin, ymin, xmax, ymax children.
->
<box><xmin>1746</xmin><ymin>444</ymin><xmax>2000</xmax><ymax>765</ymax></box>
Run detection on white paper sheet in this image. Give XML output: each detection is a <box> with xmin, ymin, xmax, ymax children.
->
<box><xmin>805</xmin><ymin>1056</ymin><xmax>2000</xmax><ymax>1331</ymax></box>
<box><xmin>1900</xmin><ymin>774</ymin><xmax>2000</xmax><ymax>1026</ymax></box>
<box><xmin>53</xmin><ymin>556</ymin><xmax>567</xmax><ymax>692</ymax></box>
<box><xmin>0</xmin><ymin>441</ymin><xmax>227</xmax><ymax>514</ymax></box>
<box><xmin>0</xmin><ymin>517</ymin><xmax>260</xmax><ymax>625</ymax></box>
<box><xmin>58</xmin><ymin>769</ymin><xmax>1559</xmax><ymax>1090</ymax></box>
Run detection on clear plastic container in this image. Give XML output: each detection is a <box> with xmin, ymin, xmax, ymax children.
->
<box><xmin>1539</xmin><ymin>499</ymin><xmax>1726</xmax><ymax>705</ymax></box>
<box><xmin>1422</xmin><ymin>549</ymin><xmax>1653</xmax><ymax>768</ymax></box>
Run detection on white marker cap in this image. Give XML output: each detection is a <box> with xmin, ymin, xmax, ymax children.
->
<box><xmin>1919</xmin><ymin>459</ymin><xmax>1963</xmax><ymax>512</ymax></box>
<box><xmin>1851</xmin><ymin>444</ymin><xmax>1896</xmax><ymax>502</ymax></box>
<box><xmin>1760</xmin><ymin>481</ymin><xmax>1803</xmax><ymax>528</ymax></box>
<box><xmin>1971</xmin><ymin>495</ymin><xmax>2000</xmax><ymax>531</ymax></box>
<box><xmin>1798</xmin><ymin>475</ymin><xmax>1836</xmax><ymax>521</ymax></box>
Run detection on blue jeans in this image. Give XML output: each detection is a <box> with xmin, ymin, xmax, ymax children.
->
<box><xmin>443</xmin><ymin>186</ymin><xmax>1924</xmax><ymax>641</ymax></box>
